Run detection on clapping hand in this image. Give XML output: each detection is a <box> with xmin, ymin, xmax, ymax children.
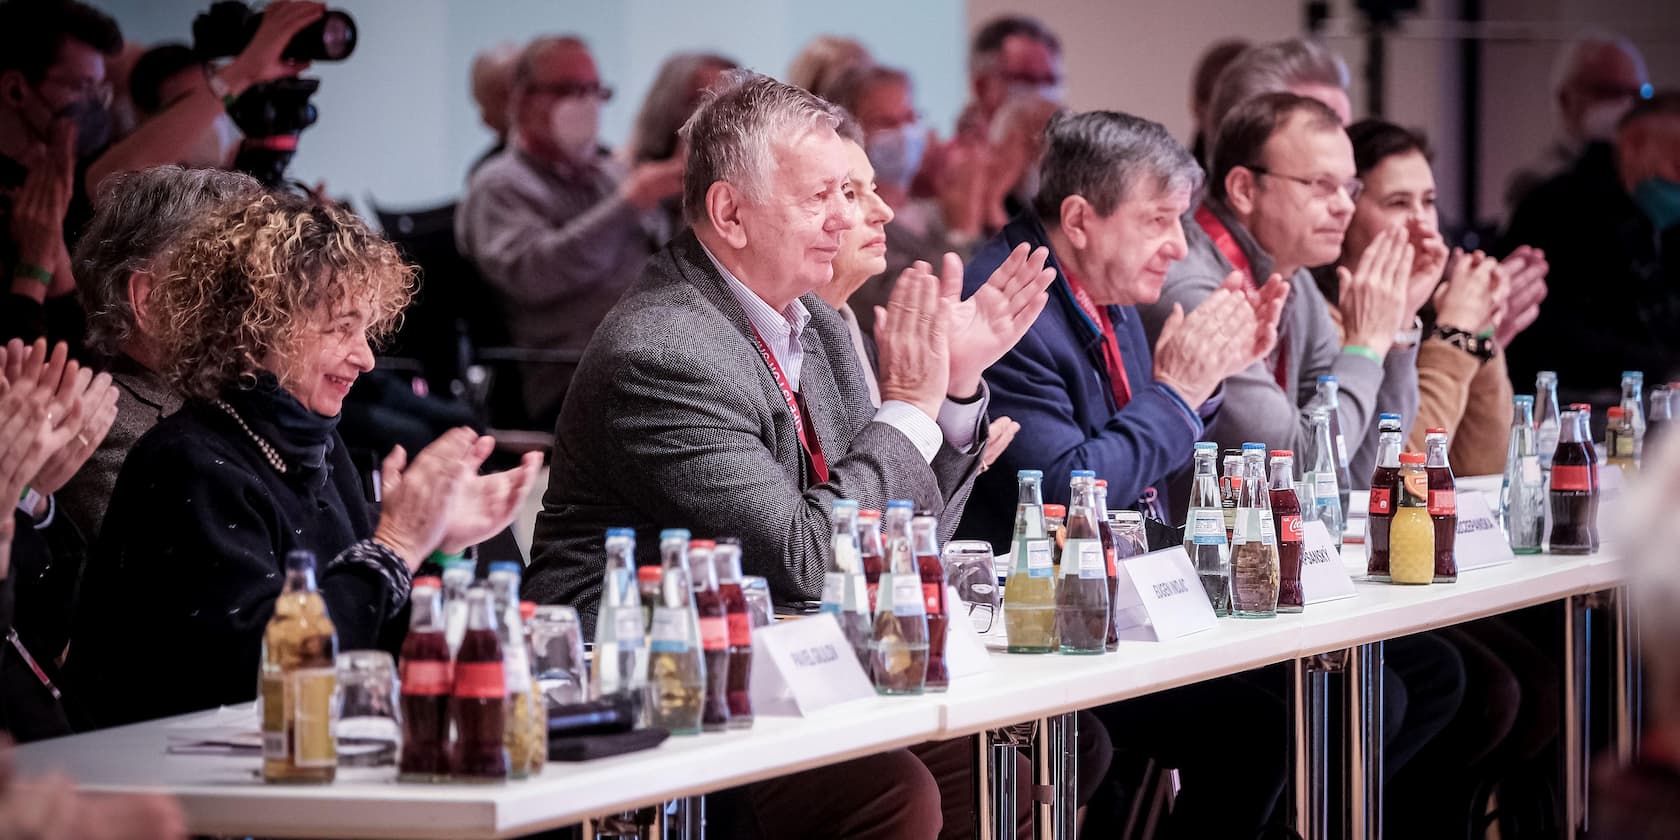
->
<box><xmin>942</xmin><ymin>244</ymin><xmax>1055</xmax><ymax>399</ymax></box>
<box><xmin>1153</xmin><ymin>273</ymin><xmax>1267</xmax><ymax>409</ymax></box>
<box><xmin>0</xmin><ymin>339</ymin><xmax>119</xmax><ymax>500</ymax></box>
<box><xmin>439</xmin><ymin>450</ymin><xmax>542</xmax><ymax>555</ymax></box>
<box><xmin>981</xmin><ymin>416</ymin><xmax>1020</xmax><ymax>471</ymax></box>
<box><xmin>1433</xmin><ymin>249</ymin><xmax>1501</xmax><ymax>335</ymax></box>
<box><xmin>7</xmin><ymin>121</ymin><xmax>76</xmax><ymax>298</ymax></box>
<box><xmin>874</xmin><ymin>264</ymin><xmax>952</xmax><ymax>420</ymax></box>
<box><xmin>1403</xmin><ymin>217</ymin><xmax>1450</xmax><ymax>318</ymax></box>
<box><xmin>0</xmin><ymin>735</ymin><xmax>185</xmax><ymax>840</ymax></box>
<box><xmin>1336</xmin><ymin>226</ymin><xmax>1414</xmax><ymax>358</ymax></box>
<box><xmin>1493</xmin><ymin>245</ymin><xmax>1548</xmax><ymax>348</ymax></box>
<box><xmin>374</xmin><ymin>428</ymin><xmax>485</xmax><ymax>571</ymax></box>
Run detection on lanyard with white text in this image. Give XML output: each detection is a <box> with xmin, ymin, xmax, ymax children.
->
<box><xmin>744</xmin><ymin>323</ymin><xmax>831</xmax><ymax>486</ymax></box>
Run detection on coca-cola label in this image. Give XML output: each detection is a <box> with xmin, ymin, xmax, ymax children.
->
<box><xmin>866</xmin><ymin>582</ymin><xmax>880</xmax><ymax>613</ymax></box>
<box><xmin>452</xmin><ymin>661</ymin><xmax>506</xmax><ymax>700</ymax></box>
<box><xmin>400</xmin><ymin>659</ymin><xmax>451</xmax><ymax>696</ymax></box>
<box><xmin>1025</xmin><ymin>539</ymin><xmax>1053</xmax><ymax>578</ymax></box>
<box><xmin>891</xmin><ymin>576</ymin><xmax>925</xmax><ymax>615</ymax></box>
<box><xmin>1279</xmin><ymin>515</ymin><xmax>1304</xmax><ymax>542</ymax></box>
<box><xmin>1428</xmin><ymin>489</ymin><xmax>1457</xmax><ymax>516</ymax></box>
<box><xmin>1075</xmin><ymin>542</ymin><xmax>1105</xmax><ymax>580</ymax></box>
<box><xmin>1190</xmin><ymin>510</ymin><xmax>1226</xmax><ymax>545</ymax></box>
<box><xmin>727</xmin><ymin>612</ymin><xmax>752</xmax><ymax>645</ymax></box>
<box><xmin>649</xmin><ymin>608</ymin><xmax>689</xmax><ymax>654</ymax></box>
<box><xmin>922</xmin><ymin>583</ymin><xmax>943</xmax><ymax>616</ymax></box>
<box><xmin>1551</xmin><ymin>464</ymin><xmax>1593</xmax><ymax>492</ymax></box>
<box><xmin>699</xmin><ymin>616</ymin><xmax>728</xmax><ymax>651</ymax></box>
<box><xmin>1369</xmin><ymin>487</ymin><xmax>1392</xmax><ymax>515</ymax></box>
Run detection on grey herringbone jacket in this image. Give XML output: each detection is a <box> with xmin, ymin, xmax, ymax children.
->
<box><xmin>523</xmin><ymin>230</ymin><xmax>986</xmax><ymax>633</ymax></box>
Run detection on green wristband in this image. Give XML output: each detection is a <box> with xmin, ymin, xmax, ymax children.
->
<box><xmin>428</xmin><ymin>550</ymin><xmax>465</xmax><ymax>566</ymax></box>
<box><xmin>13</xmin><ymin>262</ymin><xmax>52</xmax><ymax>287</ymax></box>
<box><xmin>1342</xmin><ymin>344</ymin><xmax>1383</xmax><ymax>364</ymax></box>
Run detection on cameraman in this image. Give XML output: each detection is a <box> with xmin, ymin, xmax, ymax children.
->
<box><xmin>82</xmin><ymin>0</ymin><xmax>322</xmax><ymax>194</ymax></box>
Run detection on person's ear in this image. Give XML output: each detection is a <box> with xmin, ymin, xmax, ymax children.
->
<box><xmin>1225</xmin><ymin>166</ymin><xmax>1259</xmax><ymax>216</ymax></box>
<box><xmin>1060</xmin><ymin>194</ymin><xmax>1093</xmax><ymax>251</ymax></box>
<box><xmin>126</xmin><ymin>270</ymin><xmax>155</xmax><ymax>336</ymax></box>
<box><xmin>706</xmin><ymin>181</ymin><xmax>748</xmax><ymax>250</ymax></box>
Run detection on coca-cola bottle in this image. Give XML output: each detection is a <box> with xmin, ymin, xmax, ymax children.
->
<box><xmin>872</xmin><ymin>501</ymin><xmax>929</xmax><ymax>694</ymax></box>
<box><xmin>1093</xmin><ymin>479</ymin><xmax>1121</xmax><ymax>650</ymax></box>
<box><xmin>824</xmin><ymin>500</ymin><xmax>872</xmax><ymax>673</ymax></box>
<box><xmin>860</xmin><ymin>509</ymin><xmax>885</xmax><ymax>614</ymax></box>
<box><xmin>1268</xmin><ymin>451</ymin><xmax>1304</xmax><ymax>613</ymax></box>
<box><xmin>1549</xmin><ymin>408</ymin><xmax>1597</xmax><ymax>554</ymax></box>
<box><xmin>1367</xmin><ymin>413</ymin><xmax>1404</xmax><ymax>580</ymax></box>
<box><xmin>450</xmin><ymin>587</ymin><xmax>509</xmax><ymax>782</ymax></box>
<box><xmin>712</xmin><ymin>539</ymin><xmax>753</xmax><ymax>727</ymax></box>
<box><xmin>911</xmin><ymin>514</ymin><xmax>949</xmax><ymax>691</ymax></box>
<box><xmin>1568</xmin><ymin>403</ymin><xmax>1602</xmax><ymax>551</ymax></box>
<box><xmin>687</xmin><ymin>540</ymin><xmax>731</xmax><ymax>732</ymax></box>
<box><xmin>398</xmin><ymin>576</ymin><xmax>450</xmax><ymax>782</ymax></box>
<box><xmin>1423</xmin><ymin>428</ymin><xmax>1458</xmax><ymax>583</ymax></box>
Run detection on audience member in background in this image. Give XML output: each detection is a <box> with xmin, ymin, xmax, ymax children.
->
<box><xmin>1187</xmin><ymin>37</ymin><xmax>1251</xmax><ymax>165</ymax></box>
<box><xmin>103</xmin><ymin>40</ymin><xmax>146</xmax><ymax>142</ymax></box>
<box><xmin>0</xmin><ymin>0</ymin><xmax>121</xmax><ymax>348</ymax></box>
<box><xmin>626</xmin><ymin>51</ymin><xmax>737</xmax><ymax>238</ymax></box>
<box><xmin>1206</xmin><ymin>36</ymin><xmax>1352</xmax><ymax>131</ymax></box>
<box><xmin>956</xmin><ymin>15</ymin><xmax>1063</xmax><ymax>143</ymax></box>
<box><xmin>1504</xmin><ymin>91</ymin><xmax>1680</xmax><ymax>399</ymax></box>
<box><xmin>0</xmin><ymin>338</ymin><xmax>116</xmax><ymax>742</ymax></box>
<box><xmin>784</xmin><ymin>34</ymin><xmax>871</xmax><ymax>101</ymax></box>
<box><xmin>81</xmin><ymin>1</ymin><xmax>322</xmax><ymax>195</ymax></box>
<box><xmin>985</xmin><ymin>92</ymin><xmax>1062</xmax><ymax>224</ymax></box>
<box><xmin>70</xmin><ymin>193</ymin><xmax>540</xmax><ymax>729</ymax></box>
<box><xmin>457</xmin><ymin>35</ymin><xmax>681</xmax><ymax>428</ymax></box>
<box><xmin>123</xmin><ymin>45</ymin><xmax>239</xmax><ymax>170</ymax></box>
<box><xmin>467</xmin><ymin>41</ymin><xmax>521</xmax><ymax>174</ymax></box>
<box><xmin>1505</xmin><ymin>32</ymin><xmax>1649</xmax><ymax>213</ymax></box>
<box><xmin>58</xmin><ymin>165</ymin><xmax>263</xmax><ymax>539</ymax></box>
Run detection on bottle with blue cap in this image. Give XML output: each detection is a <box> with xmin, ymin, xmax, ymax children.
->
<box><xmin>1303</xmin><ymin>407</ymin><xmax>1344</xmax><ymax>548</ymax></box>
<box><xmin>1535</xmin><ymin>371</ymin><xmax>1561</xmax><ymax>471</ymax></box>
<box><xmin>872</xmin><ymin>501</ymin><xmax>929</xmax><ymax>694</ymax></box>
<box><xmin>592</xmin><ymin>528</ymin><xmax>648</xmax><ymax>710</ymax></box>
<box><xmin>440</xmin><ymin>557</ymin><xmax>476</xmax><ymax>655</ymax></box>
<box><xmin>1231</xmin><ymin>444</ymin><xmax>1279</xmax><ymax>617</ymax></box>
<box><xmin>647</xmin><ymin>529</ymin><xmax>705</xmax><ymax>734</ymax></box>
<box><xmin>1184</xmin><ymin>442</ymin><xmax>1232</xmax><ymax>615</ymax></box>
<box><xmin>1501</xmin><ymin>397</ymin><xmax>1545</xmax><ymax>554</ymax></box>
<box><xmin>1316</xmin><ymin>375</ymin><xmax>1354</xmax><ymax>515</ymax></box>
<box><xmin>1004</xmin><ymin>469</ymin><xmax>1057</xmax><ymax>653</ymax></box>
<box><xmin>486</xmin><ymin>561</ymin><xmax>538</xmax><ymax>777</ymax></box>
<box><xmin>1620</xmin><ymin>371</ymin><xmax>1646</xmax><ymax>465</ymax></box>
<box><xmin>1056</xmin><ymin>470</ymin><xmax>1109</xmax><ymax>653</ymax></box>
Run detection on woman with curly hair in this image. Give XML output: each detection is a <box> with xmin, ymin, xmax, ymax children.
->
<box><xmin>68</xmin><ymin>193</ymin><xmax>540</xmax><ymax>729</ymax></box>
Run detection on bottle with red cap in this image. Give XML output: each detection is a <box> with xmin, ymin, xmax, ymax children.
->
<box><xmin>1267</xmin><ymin>451</ymin><xmax>1304</xmax><ymax>613</ymax></box>
<box><xmin>1043</xmin><ymin>503</ymin><xmax>1067</xmax><ymax>577</ymax></box>
<box><xmin>1366</xmin><ymin>414</ymin><xmax>1404</xmax><ymax>580</ymax></box>
<box><xmin>688</xmin><ymin>540</ymin><xmax>731</xmax><ymax>732</ymax></box>
<box><xmin>1423</xmin><ymin>428</ymin><xmax>1458</xmax><ymax>582</ymax></box>
<box><xmin>399</xmin><ymin>576</ymin><xmax>451</xmax><ymax>782</ymax></box>
<box><xmin>1549</xmin><ymin>408</ymin><xmax>1598</xmax><ymax>554</ymax></box>
<box><xmin>911</xmin><ymin>514</ymin><xmax>950</xmax><ymax>690</ymax></box>
<box><xmin>637</xmin><ymin>565</ymin><xmax>661</xmax><ymax>632</ymax></box>
<box><xmin>712</xmin><ymin>539</ymin><xmax>754</xmax><ymax>727</ymax></box>
<box><xmin>859</xmin><ymin>509</ymin><xmax>885</xmax><ymax>614</ymax></box>
<box><xmin>1570</xmin><ymin>403</ymin><xmax>1601</xmax><ymax>551</ymax></box>
<box><xmin>450</xmin><ymin>587</ymin><xmax>509</xmax><ymax>781</ymax></box>
<box><xmin>1390</xmin><ymin>453</ymin><xmax>1436</xmax><ymax>584</ymax></box>
<box><xmin>1094</xmin><ymin>479</ymin><xmax>1120</xmax><ymax>651</ymax></box>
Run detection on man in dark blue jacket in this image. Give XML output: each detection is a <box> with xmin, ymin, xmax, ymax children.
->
<box><xmin>957</xmin><ymin>110</ymin><xmax>1284</xmax><ymax>551</ymax></box>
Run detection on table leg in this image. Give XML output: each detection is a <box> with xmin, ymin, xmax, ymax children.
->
<box><xmin>1564</xmin><ymin>593</ymin><xmax>1593</xmax><ymax>838</ymax></box>
<box><xmin>1290</xmin><ymin>656</ymin><xmax>1335</xmax><ymax>839</ymax></box>
<box><xmin>1344</xmin><ymin>642</ymin><xmax>1384</xmax><ymax>840</ymax></box>
<box><xmin>1613</xmin><ymin>586</ymin><xmax>1641</xmax><ymax>767</ymax></box>
<box><xmin>1028</xmin><ymin>714</ymin><xmax>1078</xmax><ymax>840</ymax></box>
<box><xmin>985</xmin><ymin>726</ymin><xmax>1027</xmax><ymax>840</ymax></box>
<box><xmin>664</xmin><ymin>796</ymin><xmax>704</xmax><ymax>840</ymax></box>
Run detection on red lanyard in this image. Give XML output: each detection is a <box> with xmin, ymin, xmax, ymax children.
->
<box><xmin>1062</xmin><ymin>270</ymin><xmax>1133</xmax><ymax>410</ymax></box>
<box><xmin>1195</xmin><ymin>204</ymin><xmax>1290</xmax><ymax>390</ymax></box>
<box><xmin>744</xmin><ymin>323</ymin><xmax>830</xmax><ymax>486</ymax></box>
<box><xmin>8</xmin><ymin>629</ymin><xmax>60</xmax><ymax>700</ymax></box>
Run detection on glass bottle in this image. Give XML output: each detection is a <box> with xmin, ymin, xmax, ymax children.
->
<box><xmin>1501</xmin><ymin>396</ymin><xmax>1545</xmax><ymax>554</ymax></box>
<box><xmin>1231</xmin><ymin>443</ymin><xmax>1280</xmax><ymax>618</ymax></box>
<box><xmin>1055</xmin><ymin>471</ymin><xmax>1110</xmax><ymax>654</ymax></box>
<box><xmin>1366</xmin><ymin>413</ymin><xmax>1404</xmax><ymax>581</ymax></box>
<box><xmin>1220</xmin><ymin>450</ymin><xmax>1243</xmax><ymax>543</ymax></box>
<box><xmin>441</xmin><ymin>557</ymin><xmax>475</xmax><ymax>656</ymax></box>
<box><xmin>637</xmin><ymin>566</ymin><xmax>661</xmax><ymax>631</ymax></box>
<box><xmin>1043</xmin><ymin>504</ymin><xmax>1068</xmax><ymax>578</ymax></box>
<box><xmin>450</xmin><ymin>587</ymin><xmax>509</xmax><ymax>782</ymax></box>
<box><xmin>592</xmin><ymin>529</ymin><xmax>647</xmax><ymax>710</ymax></box>
<box><xmin>1184</xmin><ymin>442</ymin><xmax>1232</xmax><ymax>616</ymax></box>
<box><xmin>824</xmin><ymin>500</ymin><xmax>872</xmax><ymax>673</ymax></box>
<box><xmin>488</xmin><ymin>564</ymin><xmax>540</xmax><ymax>778</ymax></box>
<box><xmin>398</xmin><ymin>576</ymin><xmax>450</xmax><ymax>782</ymax></box>
<box><xmin>1093</xmin><ymin>479</ymin><xmax>1121</xmax><ymax>650</ymax></box>
<box><xmin>1268</xmin><ymin>451</ymin><xmax>1305</xmax><ymax>613</ymax></box>
<box><xmin>911</xmin><ymin>514</ymin><xmax>949</xmax><ymax>691</ymax></box>
<box><xmin>860</xmin><ymin>510</ymin><xmax>885</xmax><ymax>614</ymax></box>
<box><xmin>1004</xmin><ymin>470</ymin><xmax>1057</xmax><ymax>653</ymax></box>
<box><xmin>712</xmin><ymin>539</ymin><xmax>753</xmax><ymax>727</ymax></box>
<box><xmin>260</xmin><ymin>550</ymin><xmax>338</xmax><ymax>784</ymax></box>
<box><xmin>1549</xmin><ymin>409</ymin><xmax>1597</xmax><ymax>554</ymax></box>
<box><xmin>1649</xmin><ymin>385</ymin><xmax>1672</xmax><ymax>443</ymax></box>
<box><xmin>1303</xmin><ymin>407</ymin><xmax>1344</xmax><ymax>548</ymax></box>
<box><xmin>647</xmin><ymin>529</ymin><xmax>705</xmax><ymax>735</ymax></box>
<box><xmin>1423</xmin><ymin>428</ymin><xmax>1458</xmax><ymax>583</ymax></box>
<box><xmin>1390</xmin><ymin>453</ymin><xmax>1436</xmax><ymax>585</ymax></box>
<box><xmin>687</xmin><ymin>540</ymin><xmax>731</xmax><ymax>732</ymax></box>
<box><xmin>1568</xmin><ymin>403</ymin><xmax>1602</xmax><ymax>551</ymax></box>
<box><xmin>514</xmin><ymin>601</ymin><xmax>546</xmax><ymax>778</ymax></box>
<box><xmin>1535</xmin><ymin>371</ymin><xmax>1561</xmax><ymax>471</ymax></box>
<box><xmin>872</xmin><ymin>501</ymin><xmax>929</xmax><ymax>694</ymax></box>
<box><xmin>1607</xmin><ymin>406</ymin><xmax>1638</xmax><ymax>477</ymax></box>
<box><xmin>1108</xmin><ymin>510</ymin><xmax>1149</xmax><ymax>559</ymax></box>
<box><xmin>1621</xmin><ymin>371</ymin><xmax>1646</xmax><ymax>465</ymax></box>
<box><xmin>1317</xmin><ymin>375</ymin><xmax>1355</xmax><ymax>515</ymax></box>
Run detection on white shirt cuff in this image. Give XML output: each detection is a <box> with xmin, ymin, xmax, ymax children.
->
<box><xmin>936</xmin><ymin>395</ymin><xmax>985</xmax><ymax>453</ymax></box>
<box><xmin>875</xmin><ymin>401</ymin><xmax>946</xmax><ymax>463</ymax></box>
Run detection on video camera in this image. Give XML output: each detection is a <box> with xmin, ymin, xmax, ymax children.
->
<box><xmin>192</xmin><ymin>1</ymin><xmax>357</xmax><ymax>186</ymax></box>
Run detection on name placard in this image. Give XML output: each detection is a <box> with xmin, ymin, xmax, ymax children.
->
<box><xmin>1453</xmin><ymin>490</ymin><xmax>1515</xmax><ymax>572</ymax></box>
<box><xmin>1299</xmin><ymin>520</ymin><xmax>1358</xmax><ymax>604</ymax></box>
<box><xmin>749</xmin><ymin>614</ymin><xmax>874</xmax><ymax>716</ymax></box>
<box><xmin>1111</xmin><ymin>548</ymin><xmax>1218</xmax><ymax>642</ymax></box>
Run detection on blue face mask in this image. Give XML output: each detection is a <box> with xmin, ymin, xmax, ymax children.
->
<box><xmin>865</xmin><ymin>123</ymin><xmax>926</xmax><ymax>192</ymax></box>
<box><xmin>1633</xmin><ymin>178</ymin><xmax>1680</xmax><ymax>232</ymax></box>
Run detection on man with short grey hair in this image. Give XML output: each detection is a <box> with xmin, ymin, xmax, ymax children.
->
<box><xmin>60</xmin><ymin>164</ymin><xmax>264</xmax><ymax>537</ymax></box>
<box><xmin>1205</xmin><ymin>36</ymin><xmax>1352</xmax><ymax>143</ymax></box>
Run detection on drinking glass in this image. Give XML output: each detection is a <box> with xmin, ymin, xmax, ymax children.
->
<box><xmin>335</xmin><ymin>650</ymin><xmax>401</xmax><ymax>780</ymax></box>
<box><xmin>742</xmin><ymin>576</ymin><xmax>773</xmax><ymax>628</ymax></box>
<box><xmin>942</xmin><ymin>540</ymin><xmax>999</xmax><ymax>634</ymax></box>
<box><xmin>529</xmin><ymin>605</ymin><xmax>587</xmax><ymax>709</ymax></box>
<box><xmin>1107</xmin><ymin>511</ymin><xmax>1149</xmax><ymax>558</ymax></box>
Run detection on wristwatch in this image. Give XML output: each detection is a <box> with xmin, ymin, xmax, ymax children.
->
<box><xmin>1430</xmin><ymin>324</ymin><xmax>1495</xmax><ymax>362</ymax></box>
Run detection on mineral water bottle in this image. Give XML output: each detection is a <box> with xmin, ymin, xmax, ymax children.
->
<box><xmin>871</xmin><ymin>501</ymin><xmax>929</xmax><ymax>694</ymax></box>
<box><xmin>1184</xmin><ymin>443</ymin><xmax>1231</xmax><ymax>616</ymax></box>
<box><xmin>1003</xmin><ymin>470</ymin><xmax>1056</xmax><ymax>653</ymax></box>
<box><xmin>1055</xmin><ymin>471</ymin><xmax>1109</xmax><ymax>654</ymax></box>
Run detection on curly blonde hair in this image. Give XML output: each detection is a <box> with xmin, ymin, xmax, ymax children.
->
<box><xmin>148</xmin><ymin>192</ymin><xmax>416</xmax><ymax>402</ymax></box>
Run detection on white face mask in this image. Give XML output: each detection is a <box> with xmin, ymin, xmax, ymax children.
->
<box><xmin>865</xmin><ymin>123</ymin><xmax>926</xmax><ymax>191</ymax></box>
<box><xmin>181</xmin><ymin>113</ymin><xmax>241</xmax><ymax>169</ymax></box>
<box><xmin>549</xmin><ymin>96</ymin><xmax>600</xmax><ymax>161</ymax></box>
<box><xmin>1580</xmin><ymin>97</ymin><xmax>1633</xmax><ymax>143</ymax></box>
<box><xmin>1006</xmin><ymin>81</ymin><xmax>1064</xmax><ymax>104</ymax></box>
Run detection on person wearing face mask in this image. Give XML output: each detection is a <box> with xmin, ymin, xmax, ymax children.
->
<box><xmin>0</xmin><ymin>0</ymin><xmax>122</xmax><ymax>351</ymax></box>
<box><xmin>1504</xmin><ymin>92</ymin><xmax>1680</xmax><ymax>400</ymax></box>
<box><xmin>955</xmin><ymin>16</ymin><xmax>1064</xmax><ymax>145</ymax></box>
<box><xmin>457</xmin><ymin>35</ymin><xmax>683</xmax><ymax>429</ymax></box>
<box><xmin>125</xmin><ymin>45</ymin><xmax>242</xmax><ymax>170</ymax></box>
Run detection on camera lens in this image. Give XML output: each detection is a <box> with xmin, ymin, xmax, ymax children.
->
<box><xmin>317</xmin><ymin>12</ymin><xmax>356</xmax><ymax>61</ymax></box>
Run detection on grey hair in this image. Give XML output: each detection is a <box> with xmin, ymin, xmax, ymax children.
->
<box><xmin>678</xmin><ymin>70</ymin><xmax>845</xmax><ymax>225</ymax></box>
<box><xmin>73</xmin><ymin>165</ymin><xmax>265</xmax><ymax>360</ymax></box>
<box><xmin>1033</xmin><ymin>110</ymin><xmax>1203</xmax><ymax>225</ymax></box>
<box><xmin>823</xmin><ymin>63</ymin><xmax>911</xmax><ymax>122</ymax></box>
<box><xmin>628</xmin><ymin>51</ymin><xmax>738</xmax><ymax>164</ymax></box>
<box><xmin>1205</xmin><ymin>37</ymin><xmax>1349</xmax><ymax>142</ymax></box>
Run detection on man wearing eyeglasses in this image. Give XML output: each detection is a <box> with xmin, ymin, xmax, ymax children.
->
<box><xmin>1140</xmin><ymin>91</ymin><xmax>1418</xmax><ymax>515</ymax></box>
<box><xmin>457</xmin><ymin>34</ymin><xmax>684</xmax><ymax>428</ymax></box>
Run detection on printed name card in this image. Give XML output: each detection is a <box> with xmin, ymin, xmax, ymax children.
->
<box><xmin>1111</xmin><ymin>547</ymin><xmax>1218</xmax><ymax>642</ymax></box>
<box><xmin>750</xmin><ymin>614</ymin><xmax>874</xmax><ymax>717</ymax></box>
<box><xmin>1299</xmin><ymin>520</ymin><xmax>1358</xmax><ymax>604</ymax></box>
<box><xmin>1453</xmin><ymin>491</ymin><xmax>1515</xmax><ymax>572</ymax></box>
<box><xmin>942</xmin><ymin>586</ymin><xmax>993</xmax><ymax>678</ymax></box>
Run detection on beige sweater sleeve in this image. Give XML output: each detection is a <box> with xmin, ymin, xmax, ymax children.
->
<box><xmin>1408</xmin><ymin>339</ymin><xmax>1514</xmax><ymax>476</ymax></box>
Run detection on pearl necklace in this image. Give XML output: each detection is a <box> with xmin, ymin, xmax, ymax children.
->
<box><xmin>212</xmin><ymin>399</ymin><xmax>288</xmax><ymax>474</ymax></box>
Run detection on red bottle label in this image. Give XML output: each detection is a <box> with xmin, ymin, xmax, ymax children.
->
<box><xmin>1279</xmin><ymin>515</ymin><xmax>1303</xmax><ymax>542</ymax></box>
<box><xmin>451</xmin><ymin>662</ymin><xmax>505</xmax><ymax>699</ymax></box>
<box><xmin>922</xmin><ymin>583</ymin><xmax>943</xmax><ymax>616</ymax></box>
<box><xmin>1551</xmin><ymin>465</ymin><xmax>1593</xmax><ymax>491</ymax></box>
<box><xmin>866</xmin><ymin>582</ymin><xmax>879</xmax><ymax>613</ymax></box>
<box><xmin>727</xmin><ymin>612</ymin><xmax>752</xmax><ymax>646</ymax></box>
<box><xmin>700</xmin><ymin>616</ymin><xmax>728</xmax><ymax>651</ymax></box>
<box><xmin>1428</xmin><ymin>489</ymin><xmax>1456</xmax><ymax>516</ymax></box>
<box><xmin>1368</xmin><ymin>487</ymin><xmax>1392</xmax><ymax>515</ymax></box>
<box><xmin>400</xmin><ymin>660</ymin><xmax>451</xmax><ymax>696</ymax></box>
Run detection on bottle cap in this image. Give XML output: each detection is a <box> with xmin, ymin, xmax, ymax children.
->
<box><xmin>519</xmin><ymin>601</ymin><xmax>537</xmax><ymax>621</ymax></box>
<box><xmin>412</xmin><ymin>576</ymin><xmax>442</xmax><ymax>590</ymax></box>
<box><xmin>1426</xmin><ymin>427</ymin><xmax>1447</xmax><ymax>436</ymax></box>
<box><xmin>1318</xmin><ymin>375</ymin><xmax>1337</xmax><ymax>384</ymax></box>
<box><xmin>443</xmin><ymin>557</ymin><xmax>476</xmax><ymax>571</ymax></box>
<box><xmin>1043</xmin><ymin>504</ymin><xmax>1067</xmax><ymax>518</ymax></box>
<box><xmin>606</xmin><ymin>527</ymin><xmax>634</xmax><ymax>539</ymax></box>
<box><xmin>832</xmin><ymin>498</ymin><xmax>859</xmax><ymax>511</ymax></box>
<box><xmin>660</xmin><ymin>528</ymin><xmax>692</xmax><ymax>541</ymax></box>
<box><xmin>1379</xmin><ymin>412</ymin><xmax>1401</xmax><ymax>421</ymax></box>
<box><xmin>1623</xmin><ymin>371</ymin><xmax>1643</xmax><ymax>380</ymax></box>
<box><xmin>1017</xmin><ymin>469</ymin><xmax>1044</xmax><ymax>479</ymax></box>
<box><xmin>1111</xmin><ymin>510</ymin><xmax>1144</xmax><ymax>523</ymax></box>
<box><xmin>1070</xmin><ymin>469</ymin><xmax>1096</xmax><ymax>479</ymax></box>
<box><xmin>1608</xmin><ymin>406</ymin><xmax>1625</xmax><ymax>418</ymax></box>
<box><xmin>1537</xmin><ymin>370</ymin><xmax>1558</xmax><ymax>382</ymax></box>
<box><xmin>1514</xmin><ymin>395</ymin><xmax>1534</xmax><ymax>404</ymax></box>
<box><xmin>1270</xmin><ymin>449</ymin><xmax>1292</xmax><ymax>458</ymax></box>
<box><xmin>1095</xmin><ymin>478</ymin><xmax>1109</xmax><ymax>488</ymax></box>
<box><xmin>489</xmin><ymin>561</ymin><xmax>521</xmax><ymax>577</ymax></box>
<box><xmin>886</xmin><ymin>499</ymin><xmax>914</xmax><ymax>510</ymax></box>
<box><xmin>1569</xmin><ymin>402</ymin><xmax>1592</xmax><ymax>412</ymax></box>
<box><xmin>688</xmin><ymin>539</ymin><xmax>717</xmax><ymax>550</ymax></box>
<box><xmin>1195</xmin><ymin>441</ymin><xmax>1218</xmax><ymax>452</ymax></box>
<box><xmin>637</xmin><ymin>566</ymin><xmax>662</xmax><ymax>584</ymax></box>
<box><xmin>859</xmin><ymin>508</ymin><xmax>882</xmax><ymax>520</ymax></box>
<box><xmin>1241</xmin><ymin>441</ymin><xmax>1266</xmax><ymax>451</ymax></box>
<box><xmin>1399</xmin><ymin>452</ymin><xmax>1426</xmax><ymax>465</ymax></box>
